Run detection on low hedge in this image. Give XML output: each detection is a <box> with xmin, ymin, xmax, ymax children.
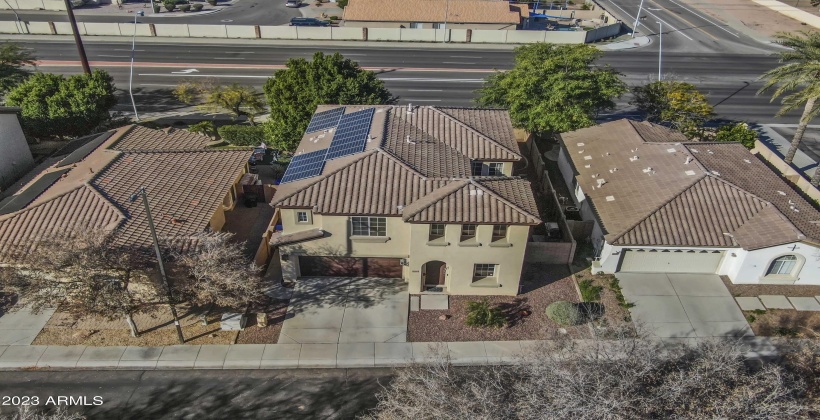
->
<box><xmin>217</xmin><ymin>125</ymin><xmax>265</xmax><ymax>146</ymax></box>
<box><xmin>545</xmin><ymin>301</ymin><xmax>584</xmax><ymax>326</ymax></box>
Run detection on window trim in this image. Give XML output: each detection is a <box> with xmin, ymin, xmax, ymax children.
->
<box><xmin>350</xmin><ymin>216</ymin><xmax>387</xmax><ymax>237</ymax></box>
<box><xmin>472</xmin><ymin>264</ymin><xmax>499</xmax><ymax>287</ymax></box>
<box><xmin>429</xmin><ymin>224</ymin><xmax>446</xmax><ymax>241</ymax></box>
<box><xmin>296</xmin><ymin>211</ymin><xmax>311</xmax><ymax>224</ymax></box>
<box><xmin>491</xmin><ymin>225</ymin><xmax>508</xmax><ymax>241</ymax></box>
<box><xmin>461</xmin><ymin>224</ymin><xmax>477</xmax><ymax>238</ymax></box>
<box><xmin>487</xmin><ymin>162</ymin><xmax>504</xmax><ymax>176</ymax></box>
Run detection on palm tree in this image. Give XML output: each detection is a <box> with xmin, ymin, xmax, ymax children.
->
<box><xmin>758</xmin><ymin>31</ymin><xmax>820</xmax><ymax>186</ymax></box>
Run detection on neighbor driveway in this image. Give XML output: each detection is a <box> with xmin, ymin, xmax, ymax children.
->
<box><xmin>280</xmin><ymin>277</ymin><xmax>408</xmax><ymax>344</ymax></box>
<box><xmin>616</xmin><ymin>273</ymin><xmax>752</xmax><ymax>338</ymax></box>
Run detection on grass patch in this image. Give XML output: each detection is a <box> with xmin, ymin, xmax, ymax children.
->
<box><xmin>578</xmin><ymin>278</ymin><xmax>603</xmax><ymax>302</ymax></box>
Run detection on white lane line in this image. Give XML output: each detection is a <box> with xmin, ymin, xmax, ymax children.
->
<box><xmin>605</xmin><ymin>0</ymin><xmax>656</xmax><ymax>32</ymax></box>
<box><xmin>402</xmin><ymin>99</ymin><xmax>442</xmax><ymax>102</ymax></box>
<box><xmin>642</xmin><ymin>8</ymin><xmax>694</xmax><ymax>41</ymax></box>
<box><xmin>450</xmin><ymin>55</ymin><xmax>482</xmax><ymax>58</ymax></box>
<box><xmin>663</xmin><ymin>0</ymin><xmax>740</xmax><ymax>38</ymax></box>
<box><xmin>443</xmin><ymin>61</ymin><xmax>476</xmax><ymax>65</ymax></box>
<box><xmin>213</xmin><ymin>57</ymin><xmax>246</xmax><ymax>60</ymax></box>
<box><xmin>114</xmin><ymin>49</ymin><xmax>145</xmax><ymax>52</ymax></box>
<box><xmin>137</xmin><ymin>73</ymin><xmax>269</xmax><ymax>78</ymax></box>
<box><xmin>139</xmin><ymin>83</ymin><xmax>178</xmax><ymax>87</ymax></box>
<box><xmin>98</xmin><ymin>55</ymin><xmax>130</xmax><ymax>58</ymax></box>
<box><xmin>605</xmin><ymin>0</ymin><xmax>693</xmax><ymax>41</ymax></box>
<box><xmin>408</xmin><ymin>89</ymin><xmax>444</xmax><ymax>92</ymax></box>
<box><xmin>380</xmin><ymin>77</ymin><xmax>484</xmax><ymax>83</ymax></box>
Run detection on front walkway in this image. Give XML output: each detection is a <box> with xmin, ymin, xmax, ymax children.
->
<box><xmin>280</xmin><ymin>278</ymin><xmax>408</xmax><ymax>344</ymax></box>
<box><xmin>0</xmin><ymin>305</ymin><xmax>55</xmax><ymax>346</ymax></box>
<box><xmin>617</xmin><ymin>273</ymin><xmax>753</xmax><ymax>339</ymax></box>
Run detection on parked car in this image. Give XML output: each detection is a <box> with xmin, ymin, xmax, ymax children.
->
<box><xmin>289</xmin><ymin>17</ymin><xmax>330</xmax><ymax>26</ymax></box>
<box><xmin>285</xmin><ymin>0</ymin><xmax>301</xmax><ymax>7</ymax></box>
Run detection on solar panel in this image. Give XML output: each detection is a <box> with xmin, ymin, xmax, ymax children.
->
<box><xmin>56</xmin><ymin>131</ymin><xmax>114</xmax><ymax>168</ymax></box>
<box><xmin>324</xmin><ymin>108</ymin><xmax>375</xmax><ymax>161</ymax></box>
<box><xmin>0</xmin><ymin>168</ymin><xmax>72</xmax><ymax>215</ymax></box>
<box><xmin>281</xmin><ymin>149</ymin><xmax>328</xmax><ymax>183</ymax></box>
<box><xmin>305</xmin><ymin>107</ymin><xmax>345</xmax><ymax>134</ymax></box>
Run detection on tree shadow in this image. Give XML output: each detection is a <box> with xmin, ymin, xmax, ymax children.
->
<box><xmin>498</xmin><ymin>297</ymin><xmax>532</xmax><ymax>328</ymax></box>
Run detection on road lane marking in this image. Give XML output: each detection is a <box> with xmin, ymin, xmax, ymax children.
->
<box><xmin>408</xmin><ymin>89</ymin><xmax>444</xmax><ymax>92</ymax></box>
<box><xmin>138</xmin><ymin>73</ymin><xmax>269</xmax><ymax>78</ymax></box>
<box><xmin>36</xmin><ymin>60</ymin><xmax>498</xmax><ymax>73</ymax></box>
<box><xmin>98</xmin><ymin>55</ymin><xmax>130</xmax><ymax>58</ymax></box>
<box><xmin>213</xmin><ymin>57</ymin><xmax>247</xmax><ymax>60</ymax></box>
<box><xmin>604</xmin><ymin>0</ymin><xmax>693</xmax><ymax>40</ymax></box>
<box><xmin>651</xmin><ymin>0</ymin><xmax>719</xmax><ymax>42</ymax></box>
<box><xmin>114</xmin><ymin>49</ymin><xmax>145</xmax><ymax>52</ymax></box>
<box><xmin>450</xmin><ymin>55</ymin><xmax>482</xmax><ymax>58</ymax></box>
<box><xmin>664</xmin><ymin>0</ymin><xmax>739</xmax><ymax>38</ymax></box>
<box><xmin>402</xmin><ymin>99</ymin><xmax>442</xmax><ymax>102</ymax></box>
<box><xmin>443</xmin><ymin>61</ymin><xmax>476</xmax><ymax>65</ymax></box>
<box><xmin>381</xmin><ymin>77</ymin><xmax>484</xmax><ymax>82</ymax></box>
<box><xmin>641</xmin><ymin>8</ymin><xmax>694</xmax><ymax>41</ymax></box>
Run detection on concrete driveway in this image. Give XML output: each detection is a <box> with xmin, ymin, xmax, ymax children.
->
<box><xmin>0</xmin><ymin>305</ymin><xmax>55</xmax><ymax>346</ymax></box>
<box><xmin>280</xmin><ymin>277</ymin><xmax>408</xmax><ymax>344</ymax></box>
<box><xmin>616</xmin><ymin>273</ymin><xmax>753</xmax><ymax>338</ymax></box>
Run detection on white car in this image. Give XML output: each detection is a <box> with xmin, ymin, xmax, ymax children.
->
<box><xmin>285</xmin><ymin>0</ymin><xmax>301</xmax><ymax>7</ymax></box>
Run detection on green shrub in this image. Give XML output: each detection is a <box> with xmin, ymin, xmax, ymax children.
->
<box><xmin>153</xmin><ymin>4</ymin><xmax>161</xmax><ymax>12</ymax></box>
<box><xmin>465</xmin><ymin>299</ymin><xmax>506</xmax><ymax>328</ymax></box>
<box><xmin>545</xmin><ymin>301</ymin><xmax>584</xmax><ymax>326</ymax></box>
<box><xmin>329</xmin><ymin>15</ymin><xmax>339</xmax><ymax>20</ymax></box>
<box><xmin>217</xmin><ymin>125</ymin><xmax>265</xmax><ymax>146</ymax></box>
<box><xmin>207</xmin><ymin>0</ymin><xmax>217</xmax><ymax>5</ymax></box>
<box><xmin>337</xmin><ymin>0</ymin><xmax>348</xmax><ymax>8</ymax></box>
<box><xmin>192</xmin><ymin>3</ymin><xmax>203</xmax><ymax>10</ymax></box>
<box><xmin>775</xmin><ymin>327</ymin><xmax>798</xmax><ymax>337</ymax></box>
<box><xmin>608</xmin><ymin>276</ymin><xmax>634</xmax><ymax>309</ymax></box>
<box><xmin>578</xmin><ymin>279</ymin><xmax>602</xmax><ymax>302</ymax></box>
<box><xmin>178</xmin><ymin>4</ymin><xmax>191</xmax><ymax>11</ymax></box>
<box><xmin>714</xmin><ymin>122</ymin><xmax>757</xmax><ymax>149</ymax></box>
<box><xmin>163</xmin><ymin>0</ymin><xmax>176</xmax><ymax>11</ymax></box>
<box><xmin>581</xmin><ymin>3</ymin><xmax>590</xmax><ymax>10</ymax></box>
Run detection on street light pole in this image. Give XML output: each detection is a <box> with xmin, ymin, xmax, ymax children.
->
<box><xmin>442</xmin><ymin>0</ymin><xmax>449</xmax><ymax>43</ymax></box>
<box><xmin>129</xmin><ymin>10</ymin><xmax>144</xmax><ymax>122</ymax></box>
<box><xmin>657</xmin><ymin>20</ymin><xmax>663</xmax><ymax>81</ymax></box>
<box><xmin>632</xmin><ymin>0</ymin><xmax>644</xmax><ymax>38</ymax></box>
<box><xmin>130</xmin><ymin>188</ymin><xmax>185</xmax><ymax>345</ymax></box>
<box><xmin>63</xmin><ymin>0</ymin><xmax>91</xmax><ymax>74</ymax></box>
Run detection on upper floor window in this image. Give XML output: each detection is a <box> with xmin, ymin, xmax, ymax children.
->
<box><xmin>461</xmin><ymin>224</ymin><xmax>477</xmax><ymax>240</ymax></box>
<box><xmin>296</xmin><ymin>211</ymin><xmax>310</xmax><ymax>224</ymax></box>
<box><xmin>429</xmin><ymin>224</ymin><xmax>445</xmax><ymax>241</ymax></box>
<box><xmin>471</xmin><ymin>161</ymin><xmax>504</xmax><ymax>176</ymax></box>
<box><xmin>767</xmin><ymin>255</ymin><xmax>798</xmax><ymax>276</ymax></box>
<box><xmin>492</xmin><ymin>225</ymin><xmax>507</xmax><ymax>241</ymax></box>
<box><xmin>471</xmin><ymin>161</ymin><xmax>483</xmax><ymax>176</ymax></box>
<box><xmin>487</xmin><ymin>163</ymin><xmax>504</xmax><ymax>176</ymax></box>
<box><xmin>473</xmin><ymin>263</ymin><xmax>497</xmax><ymax>278</ymax></box>
<box><xmin>351</xmin><ymin>217</ymin><xmax>386</xmax><ymax>237</ymax></box>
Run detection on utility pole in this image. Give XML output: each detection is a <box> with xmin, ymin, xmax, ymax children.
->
<box><xmin>63</xmin><ymin>0</ymin><xmax>91</xmax><ymax>74</ymax></box>
<box><xmin>632</xmin><ymin>0</ymin><xmax>645</xmax><ymax>38</ymax></box>
<box><xmin>130</xmin><ymin>188</ymin><xmax>185</xmax><ymax>344</ymax></box>
<box><xmin>442</xmin><ymin>0</ymin><xmax>449</xmax><ymax>43</ymax></box>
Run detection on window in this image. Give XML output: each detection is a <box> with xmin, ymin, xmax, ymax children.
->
<box><xmin>487</xmin><ymin>163</ymin><xmax>504</xmax><ymax>176</ymax></box>
<box><xmin>410</xmin><ymin>22</ymin><xmax>423</xmax><ymax>29</ymax></box>
<box><xmin>767</xmin><ymin>255</ymin><xmax>798</xmax><ymax>276</ymax></box>
<box><xmin>471</xmin><ymin>161</ymin><xmax>483</xmax><ymax>176</ymax></box>
<box><xmin>461</xmin><ymin>224</ymin><xmax>477</xmax><ymax>240</ymax></box>
<box><xmin>296</xmin><ymin>211</ymin><xmax>309</xmax><ymax>224</ymax></box>
<box><xmin>351</xmin><ymin>217</ymin><xmax>386</xmax><ymax>237</ymax></box>
<box><xmin>492</xmin><ymin>225</ymin><xmax>507</xmax><ymax>240</ymax></box>
<box><xmin>474</xmin><ymin>264</ymin><xmax>497</xmax><ymax>278</ymax></box>
<box><xmin>429</xmin><ymin>224</ymin><xmax>445</xmax><ymax>240</ymax></box>
<box><xmin>432</xmin><ymin>23</ymin><xmax>442</xmax><ymax>29</ymax></box>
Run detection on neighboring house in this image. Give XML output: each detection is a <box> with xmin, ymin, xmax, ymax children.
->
<box><xmin>0</xmin><ymin>125</ymin><xmax>251</xmax><ymax>263</ymax></box>
<box><xmin>0</xmin><ymin>107</ymin><xmax>34</xmax><ymax>192</ymax></box>
<box><xmin>268</xmin><ymin>105</ymin><xmax>541</xmax><ymax>295</ymax></box>
<box><xmin>557</xmin><ymin>119</ymin><xmax>820</xmax><ymax>285</ymax></box>
<box><xmin>342</xmin><ymin>0</ymin><xmax>529</xmax><ymax>30</ymax></box>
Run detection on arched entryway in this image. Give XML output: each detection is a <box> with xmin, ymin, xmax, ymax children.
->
<box><xmin>422</xmin><ymin>261</ymin><xmax>447</xmax><ymax>291</ymax></box>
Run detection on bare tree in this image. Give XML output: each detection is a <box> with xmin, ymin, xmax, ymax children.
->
<box><xmin>0</xmin><ymin>228</ymin><xmax>151</xmax><ymax>337</ymax></box>
<box><xmin>365</xmin><ymin>334</ymin><xmax>813</xmax><ymax>419</ymax></box>
<box><xmin>5</xmin><ymin>406</ymin><xmax>85</xmax><ymax>420</ymax></box>
<box><xmin>171</xmin><ymin>233</ymin><xmax>263</xmax><ymax>312</ymax></box>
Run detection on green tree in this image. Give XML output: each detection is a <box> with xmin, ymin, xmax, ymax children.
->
<box><xmin>758</xmin><ymin>31</ymin><xmax>820</xmax><ymax>186</ymax></box>
<box><xmin>5</xmin><ymin>70</ymin><xmax>118</xmax><ymax>139</ymax></box>
<box><xmin>476</xmin><ymin>43</ymin><xmax>626</xmax><ymax>135</ymax></box>
<box><xmin>714</xmin><ymin>122</ymin><xmax>758</xmax><ymax>149</ymax></box>
<box><xmin>337</xmin><ymin>0</ymin><xmax>348</xmax><ymax>7</ymax></box>
<box><xmin>631</xmin><ymin>80</ymin><xmax>714</xmax><ymax>139</ymax></box>
<box><xmin>187</xmin><ymin>120</ymin><xmax>218</xmax><ymax>139</ymax></box>
<box><xmin>263</xmin><ymin>52</ymin><xmax>394</xmax><ymax>151</ymax></box>
<box><xmin>0</xmin><ymin>43</ymin><xmax>36</xmax><ymax>95</ymax></box>
<box><xmin>174</xmin><ymin>80</ymin><xmax>266</xmax><ymax>125</ymax></box>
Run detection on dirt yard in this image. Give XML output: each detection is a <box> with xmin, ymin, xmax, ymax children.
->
<box><xmin>572</xmin><ymin>268</ymin><xmax>635</xmax><ymax>332</ymax></box>
<box><xmin>744</xmin><ymin>309</ymin><xmax>820</xmax><ymax>338</ymax></box>
<box><xmin>721</xmin><ymin>276</ymin><xmax>820</xmax><ymax>298</ymax></box>
<box><xmin>408</xmin><ymin>264</ymin><xmax>590</xmax><ymax>342</ymax></box>
<box><xmin>687</xmin><ymin>0</ymin><xmax>816</xmax><ymax>38</ymax></box>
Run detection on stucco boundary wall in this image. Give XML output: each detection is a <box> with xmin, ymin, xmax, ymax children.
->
<box><xmin>0</xmin><ymin>22</ymin><xmax>598</xmax><ymax>44</ymax></box>
<box><xmin>0</xmin><ymin>0</ymin><xmax>66</xmax><ymax>11</ymax></box>
<box><xmin>523</xmin><ymin>139</ymin><xmax>577</xmax><ymax>264</ymax></box>
<box><xmin>753</xmin><ymin>139</ymin><xmax>820</xmax><ymax>201</ymax></box>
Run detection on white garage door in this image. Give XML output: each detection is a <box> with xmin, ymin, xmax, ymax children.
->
<box><xmin>619</xmin><ymin>249</ymin><xmax>725</xmax><ymax>273</ymax></box>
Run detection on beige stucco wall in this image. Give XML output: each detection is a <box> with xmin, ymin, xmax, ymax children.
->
<box><xmin>209</xmin><ymin>206</ymin><xmax>226</xmax><ymax>232</ymax></box>
<box><xmin>0</xmin><ymin>113</ymin><xmax>34</xmax><ymax>191</ymax></box>
<box><xmin>343</xmin><ymin>20</ymin><xmax>516</xmax><ymax>30</ymax></box>
<box><xmin>277</xmin><ymin>208</ymin><xmax>530</xmax><ymax>295</ymax></box>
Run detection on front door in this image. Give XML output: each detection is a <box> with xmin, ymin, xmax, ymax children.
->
<box><xmin>423</xmin><ymin>261</ymin><xmax>446</xmax><ymax>287</ymax></box>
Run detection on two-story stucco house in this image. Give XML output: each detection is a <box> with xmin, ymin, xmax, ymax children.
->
<box><xmin>557</xmin><ymin>119</ymin><xmax>820</xmax><ymax>285</ymax></box>
<box><xmin>268</xmin><ymin>105</ymin><xmax>541</xmax><ymax>295</ymax></box>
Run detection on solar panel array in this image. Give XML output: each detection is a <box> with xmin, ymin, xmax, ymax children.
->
<box><xmin>305</xmin><ymin>107</ymin><xmax>345</xmax><ymax>133</ymax></box>
<box><xmin>280</xmin><ymin>149</ymin><xmax>328</xmax><ymax>183</ymax></box>
<box><xmin>325</xmin><ymin>108</ymin><xmax>375</xmax><ymax>161</ymax></box>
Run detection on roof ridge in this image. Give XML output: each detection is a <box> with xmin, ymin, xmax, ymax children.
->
<box><xmin>106</xmin><ymin>124</ymin><xmax>139</xmax><ymax>150</ymax></box>
<box><xmin>0</xmin><ymin>183</ymin><xmax>97</xmax><ymax>223</ymax></box>
<box><xmin>80</xmin><ymin>182</ymin><xmax>128</xmax><ymax>229</ymax></box>
<box><xmin>430</xmin><ymin>107</ymin><xmax>522</xmax><ymax>159</ymax></box>
<box><xmin>472</xmin><ymin>178</ymin><xmax>540</xmax><ymax>222</ymax></box>
<box><xmin>736</xmin><ymin>204</ymin><xmax>805</xmax><ymax>248</ymax></box>
<box><xmin>377</xmin><ymin>148</ymin><xmax>430</xmax><ymax>179</ymax></box>
<box><xmin>270</xmin><ymin>150</ymin><xmax>379</xmax><ymax>206</ymax></box>
<box><xmin>609</xmin><ymin>173</ymin><xmax>709</xmax><ymax>244</ymax></box>
<box><xmin>401</xmin><ymin>179</ymin><xmax>468</xmax><ymax>220</ymax></box>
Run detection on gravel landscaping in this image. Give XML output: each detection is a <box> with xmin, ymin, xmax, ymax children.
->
<box><xmin>235</xmin><ymin>298</ymin><xmax>288</xmax><ymax>344</ymax></box>
<box><xmin>572</xmin><ymin>268</ymin><xmax>634</xmax><ymax>333</ymax></box>
<box><xmin>408</xmin><ymin>264</ymin><xmax>590</xmax><ymax>342</ymax></box>
<box><xmin>721</xmin><ymin>276</ymin><xmax>820</xmax><ymax>298</ymax></box>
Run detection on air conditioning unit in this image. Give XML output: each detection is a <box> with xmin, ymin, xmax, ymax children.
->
<box><xmin>400</xmin><ymin>258</ymin><xmax>409</xmax><ymax>266</ymax></box>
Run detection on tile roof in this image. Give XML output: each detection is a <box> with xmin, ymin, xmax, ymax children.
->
<box><xmin>110</xmin><ymin>125</ymin><xmax>212</xmax><ymax>151</ymax></box>
<box><xmin>0</xmin><ymin>125</ymin><xmax>250</xmax><ymax>263</ymax></box>
<box><xmin>402</xmin><ymin>178</ymin><xmax>540</xmax><ymax>224</ymax></box>
<box><xmin>343</xmin><ymin>0</ymin><xmax>527</xmax><ymax>24</ymax></box>
<box><xmin>559</xmin><ymin>119</ymin><xmax>820</xmax><ymax>250</ymax></box>
<box><xmin>272</xmin><ymin>106</ymin><xmax>539</xmax><ymax>225</ymax></box>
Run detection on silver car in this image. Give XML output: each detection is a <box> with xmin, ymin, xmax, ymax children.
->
<box><xmin>285</xmin><ymin>0</ymin><xmax>301</xmax><ymax>7</ymax></box>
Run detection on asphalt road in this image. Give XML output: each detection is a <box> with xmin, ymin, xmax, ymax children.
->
<box><xmin>16</xmin><ymin>39</ymin><xmax>799</xmax><ymax>124</ymax></box>
<box><xmin>0</xmin><ymin>369</ymin><xmax>391</xmax><ymax>419</ymax></box>
<box><xmin>0</xmin><ymin>0</ymin><xmax>303</xmax><ymax>26</ymax></box>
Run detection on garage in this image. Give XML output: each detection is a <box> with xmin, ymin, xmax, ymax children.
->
<box><xmin>298</xmin><ymin>256</ymin><xmax>403</xmax><ymax>278</ymax></box>
<box><xmin>618</xmin><ymin>249</ymin><xmax>725</xmax><ymax>273</ymax></box>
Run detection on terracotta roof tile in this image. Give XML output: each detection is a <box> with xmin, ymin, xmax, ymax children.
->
<box><xmin>111</xmin><ymin>125</ymin><xmax>212</xmax><ymax>151</ymax></box>
<box><xmin>343</xmin><ymin>0</ymin><xmax>526</xmax><ymax>24</ymax></box>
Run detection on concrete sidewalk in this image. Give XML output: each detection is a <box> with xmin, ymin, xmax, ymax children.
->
<box><xmin>0</xmin><ymin>337</ymin><xmax>782</xmax><ymax>370</ymax></box>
